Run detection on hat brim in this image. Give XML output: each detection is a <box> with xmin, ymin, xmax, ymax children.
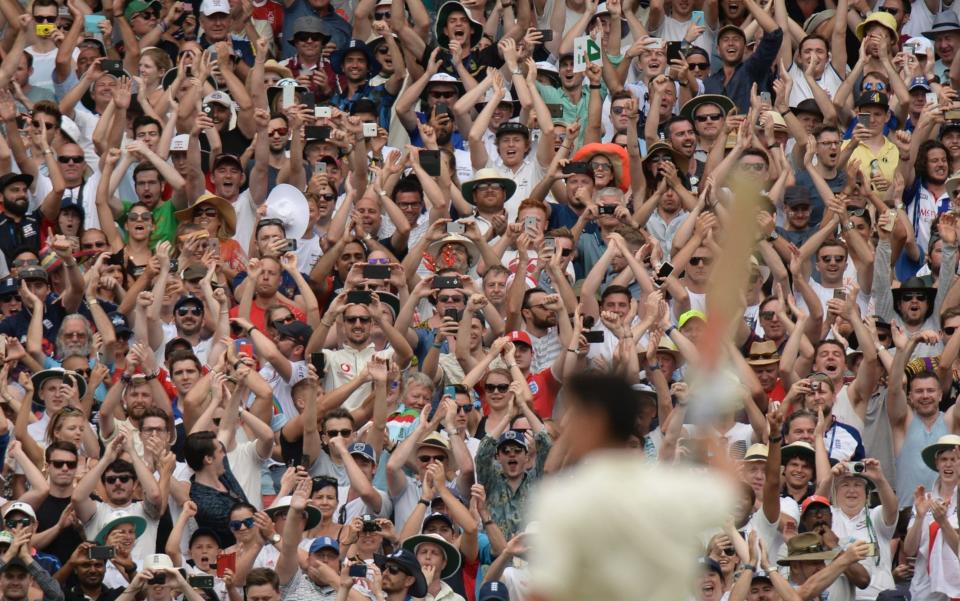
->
<box><xmin>31</xmin><ymin>369</ymin><xmax>86</xmax><ymax>405</ymax></box>
<box><xmin>571</xmin><ymin>143</ymin><xmax>631</xmax><ymax>192</ymax></box>
<box><xmin>402</xmin><ymin>535</ymin><xmax>461</xmax><ymax>579</ymax></box>
<box><xmin>476</xmin><ymin>98</ymin><xmax>521</xmax><ymax>119</ymax></box>
<box><xmin>174</xmin><ymin>195</ymin><xmax>237</xmax><ymax>237</ymax></box>
<box><xmin>892</xmin><ymin>287</ymin><xmax>935</xmax><ymax>319</ymax></box>
<box><xmin>462</xmin><ymin>176</ymin><xmax>517</xmax><ymax>203</ymax></box>
<box><xmin>435</xmin><ymin>1</ymin><xmax>483</xmax><ymax>49</ymax></box>
<box><xmin>385</xmin><ymin>559</ymin><xmax>428</xmax><ymax>597</ymax></box>
<box><xmin>746</xmin><ymin>356</ymin><xmax>780</xmax><ymax>366</ymax></box>
<box><xmin>780</xmin><ymin>445</ymin><xmax>815</xmax><ymax>466</ymax></box>
<box><xmin>95</xmin><ymin>515</ymin><xmax>147</xmax><ymax>544</ymax></box>
<box><xmin>777</xmin><ymin>548</ymin><xmax>839</xmax><ymax>565</ymax></box>
<box><xmin>922</xmin><ymin>440</ymin><xmax>960</xmax><ymax>470</ymax></box>
<box><xmin>330</xmin><ymin>47</ymin><xmax>381</xmax><ymax>78</ymax></box>
<box><xmin>922</xmin><ymin>24</ymin><xmax>960</xmax><ymax>40</ymax></box>
<box><xmin>680</xmin><ymin>94</ymin><xmax>736</xmax><ymax>124</ymax></box>
<box><xmin>264</xmin><ymin>504</ymin><xmax>323</xmax><ymax>529</ymax></box>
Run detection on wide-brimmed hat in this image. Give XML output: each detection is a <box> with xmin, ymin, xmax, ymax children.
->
<box><xmin>923</xmin><ymin>10</ymin><xmax>960</xmax><ymax>39</ymax></box>
<box><xmin>571</xmin><ymin>143</ymin><xmax>631</xmax><ymax>192</ymax></box>
<box><xmin>402</xmin><ymin>533</ymin><xmax>462</xmax><ymax>579</ymax></box>
<box><xmin>742</xmin><ymin>443</ymin><xmax>768</xmax><ymax>462</ymax></box>
<box><xmin>265</xmin><ymin>495</ymin><xmax>323</xmax><ymax>529</ymax></box>
<box><xmin>892</xmin><ymin>275</ymin><xmax>935</xmax><ymax>319</ymax></box>
<box><xmin>679</xmin><ymin>94</ymin><xmax>735</xmax><ymax>124</ymax></box>
<box><xmin>535</xmin><ymin>61</ymin><xmax>562</xmax><ymax>88</ymax></box>
<box><xmin>803</xmin><ymin>9</ymin><xmax>835</xmax><ymax>34</ymax></box>
<box><xmin>791</xmin><ymin>99</ymin><xmax>823</xmax><ymax>118</ymax></box>
<box><xmin>947</xmin><ymin>172</ymin><xmax>960</xmax><ymax>197</ymax></box>
<box><xmin>174</xmin><ymin>193</ymin><xmax>237</xmax><ymax>238</ymax></box>
<box><xmin>263</xmin><ymin>60</ymin><xmax>294</xmax><ymax>80</ymax></box>
<box><xmin>922</xmin><ymin>434</ymin><xmax>960</xmax><ymax>470</ymax></box>
<box><xmin>95</xmin><ymin>510</ymin><xmax>147</xmax><ymax>544</ymax></box>
<box><xmin>289</xmin><ymin>15</ymin><xmax>331</xmax><ymax>46</ymax></box>
<box><xmin>746</xmin><ymin>340</ymin><xmax>780</xmax><ymax>366</ymax></box>
<box><xmin>427</xmin><ymin>234</ymin><xmax>480</xmax><ymax>268</ymax></box>
<box><xmin>461</xmin><ymin>168</ymin><xmax>516</xmax><ymax>202</ymax></box>
<box><xmin>777</xmin><ymin>532</ymin><xmax>839</xmax><ymax>565</ymax></box>
<box><xmin>780</xmin><ymin>441</ymin><xmax>815</xmax><ymax>466</ymax></box>
<box><xmin>477</xmin><ymin>87</ymin><xmax>521</xmax><ymax>118</ymax></box>
<box><xmin>435</xmin><ymin>1</ymin><xmax>482</xmax><ymax>49</ymax></box>
<box><xmin>331</xmin><ymin>39</ymin><xmax>382</xmax><ymax>77</ymax></box>
<box><xmin>857</xmin><ymin>10</ymin><xmax>899</xmax><ymax>40</ymax></box>
<box><xmin>655</xmin><ymin>337</ymin><xmax>684</xmax><ymax>365</ymax></box>
<box><xmin>31</xmin><ymin>368</ymin><xmax>86</xmax><ymax>405</ymax></box>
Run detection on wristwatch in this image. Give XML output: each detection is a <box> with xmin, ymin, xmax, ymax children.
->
<box><xmin>844</xmin><ymin>221</ymin><xmax>856</xmax><ymax>231</ymax></box>
<box><xmin>766</xmin><ymin>231</ymin><xmax>779</xmax><ymax>242</ymax></box>
<box><xmin>270</xmin><ymin>533</ymin><xmax>282</xmax><ymax>544</ymax></box>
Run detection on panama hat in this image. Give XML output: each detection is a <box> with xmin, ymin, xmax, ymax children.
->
<box><xmin>174</xmin><ymin>193</ymin><xmax>237</xmax><ymax>238</ymax></box>
<box><xmin>922</xmin><ymin>434</ymin><xmax>960</xmax><ymax>470</ymax></box>
<box><xmin>461</xmin><ymin>168</ymin><xmax>516</xmax><ymax>202</ymax></box>
<box><xmin>402</xmin><ymin>533</ymin><xmax>462</xmax><ymax>579</ymax></box>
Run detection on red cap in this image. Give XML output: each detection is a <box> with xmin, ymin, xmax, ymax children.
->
<box><xmin>507</xmin><ymin>330</ymin><xmax>533</xmax><ymax>347</ymax></box>
<box><xmin>800</xmin><ymin>495</ymin><xmax>831</xmax><ymax>514</ymax></box>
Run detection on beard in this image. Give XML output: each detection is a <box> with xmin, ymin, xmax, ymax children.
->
<box><xmin>3</xmin><ymin>197</ymin><xmax>28</xmax><ymax>217</ymax></box>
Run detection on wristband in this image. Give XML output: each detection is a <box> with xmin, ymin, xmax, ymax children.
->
<box><xmin>567</xmin><ymin>348</ymin><xmax>578</xmax><ymax>353</ymax></box>
<box><xmin>768</xmin><ymin>436</ymin><xmax>782</xmax><ymax>443</ymax></box>
<box><xmin>589</xmin><ymin>84</ymin><xmax>602</xmax><ymax>90</ymax></box>
<box><xmin>647</xmin><ymin>362</ymin><xmax>661</xmax><ymax>371</ymax></box>
<box><xmin>418</xmin><ymin>498</ymin><xmax>430</xmax><ymax>507</ymax></box>
<box><xmin>741</xmin><ymin>563</ymin><xmax>756</xmax><ymax>572</ymax></box>
<box><xmin>246</xmin><ymin>326</ymin><xmax>256</xmax><ymax>337</ymax></box>
<box><xmin>482</xmin><ymin>519</ymin><xmax>495</xmax><ymax>527</ymax></box>
<box><xmin>665</xmin><ymin>325</ymin><xmax>676</xmax><ymax>337</ymax></box>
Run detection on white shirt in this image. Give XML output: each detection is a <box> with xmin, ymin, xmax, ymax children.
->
<box><xmin>321</xmin><ymin>345</ymin><xmax>395</xmax><ymax>410</ymax></box>
<box><xmin>230</xmin><ymin>190</ymin><xmax>258</xmax><ymax>255</ymax></box>
<box><xmin>32</xmin><ymin>170</ymin><xmax>101</xmax><ymax>230</ymax></box>
<box><xmin>83</xmin><ymin>500</ymin><xmax>159</xmax><ymax>564</ymax></box>
<box><xmin>485</xmin><ymin>156</ymin><xmax>547</xmax><ymax>222</ymax></box>
<box><xmin>831</xmin><ymin>505</ymin><xmax>896</xmax><ymax>600</ymax></box>
<box><xmin>259</xmin><ymin>359</ymin><xmax>308</xmax><ymax>418</ymax></box>
<box><xmin>651</xmin><ymin>15</ymin><xmax>716</xmax><ymax>53</ymax></box>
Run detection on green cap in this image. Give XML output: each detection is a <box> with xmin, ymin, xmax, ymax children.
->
<box><xmin>125</xmin><ymin>0</ymin><xmax>160</xmax><ymax>21</ymax></box>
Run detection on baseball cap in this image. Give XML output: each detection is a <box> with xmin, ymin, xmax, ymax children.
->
<box><xmin>699</xmin><ymin>557</ymin><xmax>723</xmax><ymax>577</ymax></box>
<box><xmin>507</xmin><ymin>330</ymin><xmax>532</xmax><ymax>347</ymax></box>
<box><xmin>277</xmin><ymin>321</ymin><xmax>313</xmax><ymax>346</ymax></box>
<box><xmin>800</xmin><ymin>495</ymin><xmax>831</xmax><ymax>514</ymax></box>
<box><xmin>3</xmin><ymin>502</ymin><xmax>36</xmax><ymax>520</ymax></box>
<box><xmin>19</xmin><ymin>266</ymin><xmax>48</xmax><ymax>282</ymax></box>
<box><xmin>124</xmin><ymin>0</ymin><xmax>160</xmax><ymax>20</ymax></box>
<box><xmin>109</xmin><ymin>311</ymin><xmax>132</xmax><ymax>338</ymax></box>
<box><xmin>855</xmin><ymin>91</ymin><xmax>889</xmax><ymax>109</ymax></box>
<box><xmin>479</xmin><ymin>581</ymin><xmax>510</xmax><ymax>601</ymax></box>
<box><xmin>200</xmin><ymin>0</ymin><xmax>230</xmax><ymax>15</ymax></box>
<box><xmin>213</xmin><ymin>153</ymin><xmax>243</xmax><ymax>171</ymax></box>
<box><xmin>423</xmin><ymin>512</ymin><xmax>455</xmax><ymax>530</ymax></box>
<box><xmin>309</xmin><ymin>536</ymin><xmax>340</xmax><ymax>554</ymax></box>
<box><xmin>189</xmin><ymin>527</ymin><xmax>222</xmax><ymax>547</ymax></box>
<box><xmin>677</xmin><ymin>309</ymin><xmax>706</xmax><ymax>329</ymax></box>
<box><xmin>174</xmin><ymin>295</ymin><xmax>204</xmax><ymax>313</ymax></box>
<box><xmin>349</xmin><ymin>442</ymin><xmax>376</xmax><ymax>463</ymax></box>
<box><xmin>909</xmin><ymin>76</ymin><xmax>932</xmax><ymax>92</ymax></box>
<box><xmin>170</xmin><ymin>134</ymin><xmax>189</xmax><ymax>152</ymax></box>
<box><xmin>496</xmin><ymin>122</ymin><xmax>530</xmax><ymax>139</ymax></box>
<box><xmin>0</xmin><ymin>277</ymin><xmax>18</xmax><ymax>295</ymax></box>
<box><xmin>784</xmin><ymin>185</ymin><xmax>812</xmax><ymax>207</ymax></box>
<box><xmin>496</xmin><ymin>430</ymin><xmax>528</xmax><ymax>451</ymax></box>
<box><xmin>203</xmin><ymin>91</ymin><xmax>233</xmax><ymax>108</ymax></box>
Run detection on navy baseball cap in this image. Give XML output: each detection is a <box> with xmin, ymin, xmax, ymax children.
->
<box><xmin>496</xmin><ymin>430</ymin><xmax>528</xmax><ymax>451</ymax></box>
<box><xmin>0</xmin><ymin>277</ymin><xmax>18</xmax><ymax>295</ymax></box>
<box><xmin>309</xmin><ymin>536</ymin><xmax>340</xmax><ymax>554</ymax></box>
<box><xmin>349</xmin><ymin>442</ymin><xmax>376</xmax><ymax>463</ymax></box>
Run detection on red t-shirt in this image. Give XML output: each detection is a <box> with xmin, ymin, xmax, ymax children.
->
<box><xmin>252</xmin><ymin>0</ymin><xmax>284</xmax><ymax>38</ymax></box>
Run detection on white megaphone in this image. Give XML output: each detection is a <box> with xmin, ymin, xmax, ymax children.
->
<box><xmin>264</xmin><ymin>184</ymin><xmax>310</xmax><ymax>240</ymax></box>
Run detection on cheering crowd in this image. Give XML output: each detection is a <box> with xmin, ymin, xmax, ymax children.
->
<box><xmin>9</xmin><ymin>0</ymin><xmax>960</xmax><ymax>597</ymax></box>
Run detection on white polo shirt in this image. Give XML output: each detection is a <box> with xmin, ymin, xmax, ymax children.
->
<box><xmin>322</xmin><ymin>345</ymin><xmax>395</xmax><ymax>410</ymax></box>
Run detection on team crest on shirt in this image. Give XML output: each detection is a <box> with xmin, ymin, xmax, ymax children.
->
<box><xmin>22</xmin><ymin>224</ymin><xmax>36</xmax><ymax>237</ymax></box>
<box><xmin>340</xmin><ymin>363</ymin><xmax>352</xmax><ymax>374</ymax></box>
<box><xmin>528</xmin><ymin>381</ymin><xmax>538</xmax><ymax>394</ymax></box>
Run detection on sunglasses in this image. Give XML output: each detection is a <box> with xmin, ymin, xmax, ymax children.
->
<box><xmin>739</xmin><ymin>163</ymin><xmax>766</xmax><ymax>172</ymax></box>
<box><xmin>847</xmin><ymin>207</ymin><xmax>867</xmax><ymax>217</ymax></box>
<box><xmin>819</xmin><ymin>255</ymin><xmax>845</xmax><ymax>263</ymax></box>
<box><xmin>430</xmin><ymin>91</ymin><xmax>457</xmax><ymax>99</ymax></box>
<box><xmin>81</xmin><ymin>240</ymin><xmax>108</xmax><ymax>250</ymax></box>
<box><xmin>945</xmin><ymin>326</ymin><xmax>957</xmax><ymax>336</ymax></box>
<box><xmin>4</xmin><ymin>518</ymin><xmax>31</xmax><ymax>528</ymax></box>
<box><xmin>375</xmin><ymin>46</ymin><xmax>391</xmax><ymax>54</ymax></box>
<box><xmin>788</xmin><ymin>204</ymin><xmax>811</xmax><ymax>212</ymax></box>
<box><xmin>688</xmin><ymin>62</ymin><xmax>709</xmax><ymax>71</ymax></box>
<box><xmin>418</xmin><ymin>454</ymin><xmax>446</xmax><ymax>463</ymax></box>
<box><xmin>759</xmin><ymin>310</ymin><xmax>775</xmax><ymax>320</ymax></box>
<box><xmin>369</xmin><ymin>258</ymin><xmax>390</xmax><ymax>264</ymax></box>
<box><xmin>105</xmin><ymin>475</ymin><xmax>133</xmax><ymax>484</ymax></box>
<box><xmin>475</xmin><ymin>182</ymin><xmax>503</xmax><ymax>192</ymax></box>
<box><xmin>864</xmin><ymin>82</ymin><xmax>886</xmax><ymax>92</ymax></box>
<box><xmin>0</xmin><ymin>294</ymin><xmax>20</xmax><ymax>303</ymax></box>
<box><xmin>385</xmin><ymin>565</ymin><xmax>407</xmax><ymax>576</ymax></box>
<box><xmin>58</xmin><ymin>155</ymin><xmax>85</xmax><ymax>164</ymax></box>
<box><xmin>561</xmin><ymin>248</ymin><xmax>573</xmax><ymax>257</ymax></box>
<box><xmin>271</xmin><ymin>315</ymin><xmax>295</xmax><ymax>329</ymax></box>
<box><xmin>295</xmin><ymin>32</ymin><xmax>327</xmax><ymax>42</ymax></box>
<box><xmin>12</xmin><ymin>259</ymin><xmax>38</xmax><ymax>267</ymax></box>
<box><xmin>268</xmin><ymin>128</ymin><xmax>289</xmax><ymax>137</ymax></box>
<box><xmin>50</xmin><ymin>459</ymin><xmax>78</xmax><ymax>469</ymax></box>
<box><xmin>720</xmin><ymin>547</ymin><xmax>736</xmax><ymax>556</ymax></box>
<box><xmin>316</xmin><ymin>193</ymin><xmax>337</xmax><ymax>202</ymax></box>
<box><xmin>438</xmin><ymin>295</ymin><xmax>463</xmax><ymax>303</ymax></box>
<box><xmin>344</xmin><ymin>315</ymin><xmax>372</xmax><ymax>324</ymax></box>
<box><xmin>456</xmin><ymin>404</ymin><xmax>473</xmax><ymax>413</ymax></box>
<box><xmin>902</xmin><ymin>292</ymin><xmax>928</xmax><ymax>302</ymax></box>
<box><xmin>689</xmin><ymin>256</ymin><xmax>712</xmax><ymax>266</ymax></box>
<box><xmin>229</xmin><ymin>517</ymin><xmax>255</xmax><ymax>531</ymax></box>
<box><xmin>695</xmin><ymin>113</ymin><xmax>722</xmax><ymax>122</ymax></box>
<box><xmin>194</xmin><ymin>207</ymin><xmax>219</xmax><ymax>217</ymax></box>
<box><xmin>176</xmin><ymin>306</ymin><xmax>203</xmax><ymax>317</ymax></box>
<box><xmin>374</xmin><ymin>10</ymin><xmax>391</xmax><ymax>18</ymax></box>
<box><xmin>611</xmin><ymin>106</ymin><xmax>629</xmax><ymax>115</ymax></box>
<box><xmin>879</xmin><ymin>6</ymin><xmax>899</xmax><ymax>14</ymax></box>
<box><xmin>589</xmin><ymin>161</ymin><xmax>612</xmax><ymax>171</ymax></box>
<box><xmin>32</xmin><ymin>120</ymin><xmax>56</xmax><ymax>129</ymax></box>
<box><xmin>485</xmin><ymin>383</ymin><xmax>510</xmax><ymax>393</ymax></box>
<box><xmin>72</xmin><ymin>368</ymin><xmax>92</xmax><ymax>377</ymax></box>
<box><xmin>127</xmin><ymin>212</ymin><xmax>153</xmax><ymax>222</ymax></box>
<box><xmin>33</xmin><ymin>15</ymin><xmax>57</xmax><ymax>22</ymax></box>
<box><xmin>326</xmin><ymin>428</ymin><xmax>353</xmax><ymax>438</ymax></box>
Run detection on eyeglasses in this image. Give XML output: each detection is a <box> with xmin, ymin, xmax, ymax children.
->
<box><xmin>739</xmin><ymin>162</ymin><xmax>767</xmax><ymax>172</ymax></box>
<box><xmin>374</xmin><ymin>10</ymin><xmax>391</xmax><ymax>18</ymax></box>
<box><xmin>695</xmin><ymin>113</ymin><xmax>722</xmax><ymax>122</ymax></box>
<box><xmin>864</xmin><ymin>82</ymin><xmax>886</xmax><ymax>92</ymax></box>
<box><xmin>369</xmin><ymin>258</ymin><xmax>390</xmax><ymax>264</ymax></box>
<box><xmin>50</xmin><ymin>459</ymin><xmax>78</xmax><ymax>469</ymax></box>
<box><xmin>485</xmin><ymin>383</ymin><xmax>510</xmax><ymax>393</ymax></box>
<box><xmin>418</xmin><ymin>454</ymin><xmax>446</xmax><ymax>463</ymax></box>
<box><xmin>127</xmin><ymin>212</ymin><xmax>153</xmax><ymax>222</ymax></box>
<box><xmin>819</xmin><ymin>255</ymin><xmax>845</xmax><ymax>263</ymax></box>
<box><xmin>456</xmin><ymin>404</ymin><xmax>473</xmax><ymax>413</ymax></box>
<box><xmin>325</xmin><ymin>428</ymin><xmax>353</xmax><ymax>438</ymax></box>
<box><xmin>589</xmin><ymin>161</ymin><xmax>612</xmax><ymax>171</ymax></box>
<box><xmin>344</xmin><ymin>315</ymin><xmax>372</xmax><ymax>324</ymax></box>
<box><xmin>688</xmin><ymin>61</ymin><xmax>709</xmax><ymax>71</ymax></box>
<box><xmin>33</xmin><ymin>15</ymin><xmax>57</xmax><ymax>23</ymax></box>
<box><xmin>63</xmin><ymin>331</ymin><xmax>86</xmax><ymax>339</ymax></box>
<box><xmin>945</xmin><ymin>326</ymin><xmax>957</xmax><ymax>336</ymax></box>
<box><xmin>268</xmin><ymin>127</ymin><xmax>289</xmax><ymax>137</ymax></box>
<box><xmin>438</xmin><ymin>295</ymin><xmax>463</xmax><ymax>303</ymax></box>
<box><xmin>194</xmin><ymin>206</ymin><xmax>219</xmax><ymax>217</ymax></box>
<box><xmin>32</xmin><ymin>119</ymin><xmax>56</xmax><ymax>129</ymax></box>
<box><xmin>818</xmin><ymin>140</ymin><xmax>841</xmax><ymax>147</ymax></box>
<box><xmin>847</xmin><ymin>207</ymin><xmax>867</xmax><ymax>217</ymax></box>
<box><xmin>12</xmin><ymin>259</ymin><xmax>38</xmax><ymax>267</ymax></box>
<box><xmin>104</xmin><ymin>475</ymin><xmax>133</xmax><ymax>484</ymax></box>
<box><xmin>81</xmin><ymin>240</ymin><xmax>108</xmax><ymax>250</ymax></box>
<box><xmin>4</xmin><ymin>518</ymin><xmax>32</xmax><ymax>528</ymax></box>
<box><xmin>689</xmin><ymin>256</ymin><xmax>712</xmax><ymax>266</ymax></box>
<box><xmin>176</xmin><ymin>306</ymin><xmax>203</xmax><ymax>317</ymax></box>
<box><xmin>58</xmin><ymin>155</ymin><xmax>84</xmax><ymax>164</ymax></box>
<box><xmin>475</xmin><ymin>182</ymin><xmax>503</xmax><ymax>192</ymax></box>
<box><xmin>902</xmin><ymin>292</ymin><xmax>928</xmax><ymax>302</ymax></box>
<box><xmin>294</xmin><ymin>32</ymin><xmax>327</xmax><ymax>42</ymax></box>
<box><xmin>759</xmin><ymin>311</ymin><xmax>775</xmax><ymax>320</ymax></box>
<box><xmin>0</xmin><ymin>294</ymin><xmax>20</xmax><ymax>303</ymax></box>
<box><xmin>229</xmin><ymin>517</ymin><xmax>255</xmax><ymax>531</ymax></box>
<box><xmin>610</xmin><ymin>106</ymin><xmax>629</xmax><ymax>115</ymax></box>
